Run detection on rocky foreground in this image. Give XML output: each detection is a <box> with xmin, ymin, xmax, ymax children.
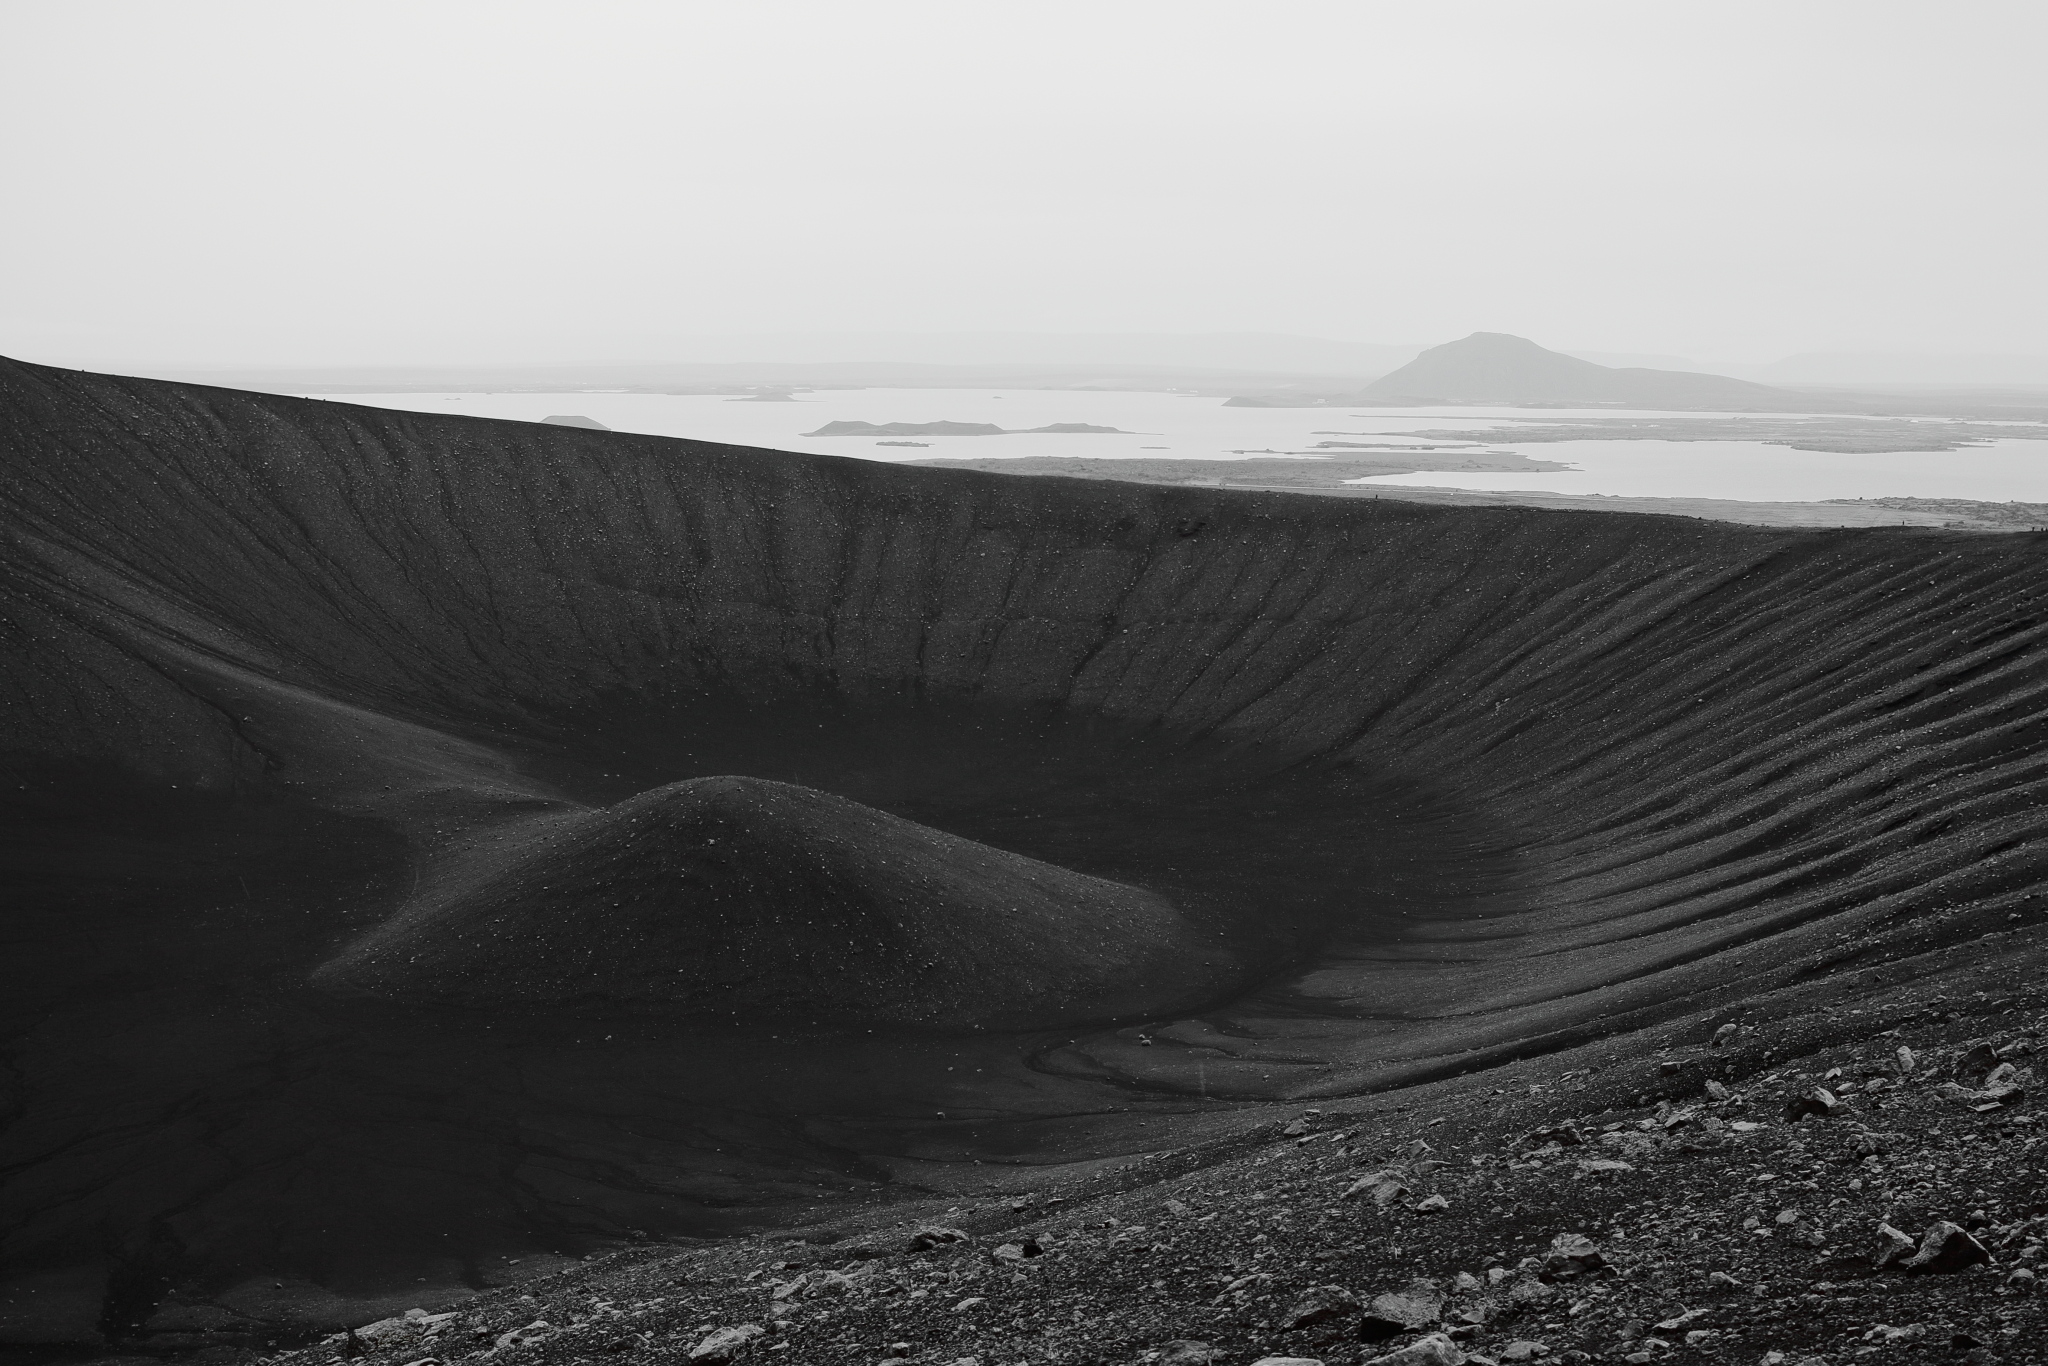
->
<box><xmin>245</xmin><ymin>956</ymin><xmax>2048</xmax><ymax>1366</ymax></box>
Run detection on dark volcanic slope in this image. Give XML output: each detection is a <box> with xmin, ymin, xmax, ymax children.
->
<box><xmin>1363</xmin><ymin>331</ymin><xmax>1790</xmax><ymax>407</ymax></box>
<box><xmin>314</xmin><ymin>775</ymin><xmax>1225</xmax><ymax>1029</ymax></box>
<box><xmin>6</xmin><ymin>354</ymin><xmax>2048</xmax><ymax>1342</ymax></box>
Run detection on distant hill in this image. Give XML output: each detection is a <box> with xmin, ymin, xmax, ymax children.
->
<box><xmin>540</xmin><ymin>414</ymin><xmax>609</xmax><ymax>429</ymax></box>
<box><xmin>1361</xmin><ymin>332</ymin><xmax>1789</xmax><ymax>408</ymax></box>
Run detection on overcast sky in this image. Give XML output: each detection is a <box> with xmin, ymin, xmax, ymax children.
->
<box><xmin>4</xmin><ymin>1</ymin><xmax>2043</xmax><ymax>368</ymax></box>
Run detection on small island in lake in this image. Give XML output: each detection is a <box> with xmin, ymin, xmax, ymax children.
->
<box><xmin>804</xmin><ymin>420</ymin><xmax>1128</xmax><ymax>437</ymax></box>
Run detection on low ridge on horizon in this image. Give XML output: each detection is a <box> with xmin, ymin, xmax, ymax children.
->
<box><xmin>1362</xmin><ymin>331</ymin><xmax>1791</xmax><ymax>408</ymax></box>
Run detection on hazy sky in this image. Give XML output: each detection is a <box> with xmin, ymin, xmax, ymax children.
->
<box><xmin>5</xmin><ymin>1</ymin><xmax>2044</xmax><ymax>367</ymax></box>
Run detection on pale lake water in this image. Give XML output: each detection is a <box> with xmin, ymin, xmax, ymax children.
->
<box><xmin>300</xmin><ymin>388</ymin><xmax>2048</xmax><ymax>504</ymax></box>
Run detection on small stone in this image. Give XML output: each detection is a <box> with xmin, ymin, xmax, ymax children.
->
<box><xmin>493</xmin><ymin>1321</ymin><xmax>555</xmax><ymax>1353</ymax></box>
<box><xmin>1415</xmin><ymin>1194</ymin><xmax>1451</xmax><ymax>1213</ymax></box>
<box><xmin>904</xmin><ymin>1226</ymin><xmax>970</xmax><ymax>1252</ymax></box>
<box><xmin>1360</xmin><ymin>1287</ymin><xmax>1445</xmax><ymax>1339</ymax></box>
<box><xmin>1903</xmin><ymin>1221</ymin><xmax>1991</xmax><ymax>1274</ymax></box>
<box><xmin>688</xmin><ymin>1324</ymin><xmax>766</xmax><ymax>1364</ymax></box>
<box><xmin>1705</xmin><ymin>1080</ymin><xmax>1731</xmax><ymax>1100</ymax></box>
<box><xmin>1544</xmin><ymin>1233</ymin><xmax>1605</xmax><ymax>1278</ymax></box>
<box><xmin>1159</xmin><ymin>1343</ymin><xmax>1225</xmax><ymax>1366</ymax></box>
<box><xmin>1499</xmin><ymin>1342</ymin><xmax>1548</xmax><ymax>1361</ymax></box>
<box><xmin>2007</xmin><ymin>1266</ymin><xmax>2038</xmax><ymax>1292</ymax></box>
<box><xmin>1711</xmin><ymin>1024</ymin><xmax>1738</xmax><ymax>1048</ymax></box>
<box><xmin>1365</xmin><ymin>1334</ymin><xmax>1465</xmax><ymax>1366</ymax></box>
<box><xmin>1249</xmin><ymin>1359</ymin><xmax>1324</xmax><ymax>1366</ymax></box>
<box><xmin>1345</xmin><ymin>1171</ymin><xmax>1413</xmax><ymax>1207</ymax></box>
<box><xmin>951</xmin><ymin>1297</ymin><xmax>985</xmax><ymax>1313</ymax></box>
<box><xmin>1873</xmin><ymin>1222</ymin><xmax>1917</xmax><ymax>1269</ymax></box>
<box><xmin>1283</xmin><ymin>1119</ymin><xmax>1313</xmax><ymax>1137</ymax></box>
<box><xmin>1279</xmin><ymin>1285</ymin><xmax>1361</xmax><ymax>1331</ymax></box>
<box><xmin>804</xmin><ymin>1271</ymin><xmax>859</xmax><ymax>1298</ymax></box>
<box><xmin>1784</xmin><ymin>1087</ymin><xmax>1841</xmax><ymax>1121</ymax></box>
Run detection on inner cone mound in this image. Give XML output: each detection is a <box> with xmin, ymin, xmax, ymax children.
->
<box><xmin>312</xmin><ymin>775</ymin><xmax>1231</xmax><ymax>1029</ymax></box>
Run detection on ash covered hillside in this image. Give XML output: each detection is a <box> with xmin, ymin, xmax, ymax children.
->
<box><xmin>3</xmin><ymin>354</ymin><xmax>2048</xmax><ymax>1354</ymax></box>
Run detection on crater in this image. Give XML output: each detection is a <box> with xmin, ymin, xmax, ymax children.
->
<box><xmin>4</xmin><ymin>353</ymin><xmax>2047</xmax><ymax>1345</ymax></box>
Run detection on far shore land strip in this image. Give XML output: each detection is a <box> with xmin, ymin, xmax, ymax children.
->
<box><xmin>890</xmin><ymin>413</ymin><xmax>2048</xmax><ymax>531</ymax></box>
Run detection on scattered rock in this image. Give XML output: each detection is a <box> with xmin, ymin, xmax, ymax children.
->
<box><xmin>688</xmin><ymin>1324</ymin><xmax>765</xmax><ymax>1364</ymax></box>
<box><xmin>1902</xmin><ymin>1221</ymin><xmax>1991</xmax><ymax>1274</ymax></box>
<box><xmin>1360</xmin><ymin>1286</ymin><xmax>1444</xmax><ymax>1339</ymax></box>
<box><xmin>1280</xmin><ymin>1285</ymin><xmax>1361</xmax><ymax>1331</ymax></box>
<box><xmin>1365</xmin><ymin>1333</ymin><xmax>1465</xmax><ymax>1366</ymax></box>
<box><xmin>905</xmin><ymin>1226</ymin><xmax>970</xmax><ymax>1252</ymax></box>
<box><xmin>1345</xmin><ymin>1171</ymin><xmax>1412</xmax><ymax>1206</ymax></box>
<box><xmin>1543</xmin><ymin>1234</ymin><xmax>1605</xmax><ymax>1278</ymax></box>
<box><xmin>1873</xmin><ymin>1222</ymin><xmax>1917</xmax><ymax>1269</ymax></box>
<box><xmin>1159</xmin><ymin>1343</ymin><xmax>1225</xmax><ymax>1366</ymax></box>
<box><xmin>493</xmin><ymin>1321</ymin><xmax>555</xmax><ymax>1352</ymax></box>
<box><xmin>1783</xmin><ymin>1087</ymin><xmax>1841</xmax><ymax>1121</ymax></box>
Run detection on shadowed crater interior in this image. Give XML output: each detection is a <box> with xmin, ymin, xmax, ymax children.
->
<box><xmin>4</xmin><ymin>354</ymin><xmax>2048</xmax><ymax>1347</ymax></box>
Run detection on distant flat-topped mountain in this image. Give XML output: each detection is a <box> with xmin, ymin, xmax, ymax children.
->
<box><xmin>540</xmin><ymin>414</ymin><xmax>610</xmax><ymax>429</ymax></box>
<box><xmin>1362</xmin><ymin>332</ymin><xmax>1789</xmax><ymax>408</ymax></box>
<box><xmin>804</xmin><ymin>420</ymin><xmax>1125</xmax><ymax>437</ymax></box>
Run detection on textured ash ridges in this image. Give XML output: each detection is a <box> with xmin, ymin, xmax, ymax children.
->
<box><xmin>313</xmin><ymin>775</ymin><xmax>1224</xmax><ymax>1029</ymax></box>
<box><xmin>4</xmin><ymin>353</ymin><xmax>2048</xmax><ymax>1075</ymax></box>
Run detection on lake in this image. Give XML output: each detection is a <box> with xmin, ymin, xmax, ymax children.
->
<box><xmin>298</xmin><ymin>388</ymin><xmax>2048</xmax><ymax>504</ymax></box>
